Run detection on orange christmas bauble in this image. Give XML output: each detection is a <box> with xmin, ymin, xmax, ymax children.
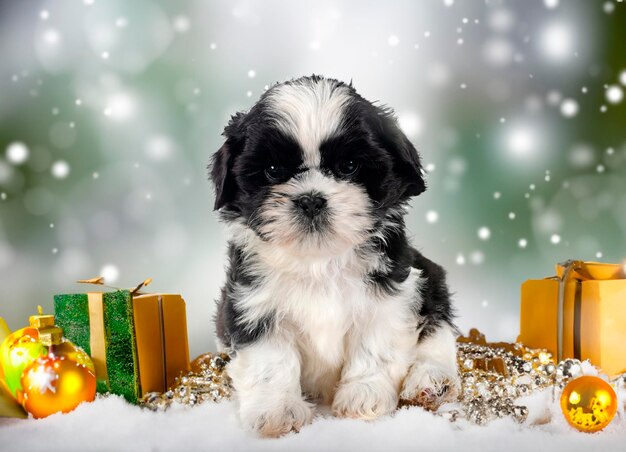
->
<box><xmin>20</xmin><ymin>353</ymin><xmax>96</xmax><ymax>419</ymax></box>
<box><xmin>560</xmin><ymin>375</ymin><xmax>618</xmax><ymax>433</ymax></box>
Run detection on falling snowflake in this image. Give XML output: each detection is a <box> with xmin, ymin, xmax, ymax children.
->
<box><xmin>100</xmin><ymin>264</ymin><xmax>120</xmax><ymax>283</ymax></box>
<box><xmin>606</xmin><ymin>85</ymin><xmax>623</xmax><ymax>104</ymax></box>
<box><xmin>51</xmin><ymin>161</ymin><xmax>70</xmax><ymax>179</ymax></box>
<box><xmin>5</xmin><ymin>142</ymin><xmax>29</xmax><ymax>165</ymax></box>
<box><xmin>426</xmin><ymin>210</ymin><xmax>439</xmax><ymax>223</ymax></box>
<box><xmin>560</xmin><ymin>99</ymin><xmax>579</xmax><ymax>117</ymax></box>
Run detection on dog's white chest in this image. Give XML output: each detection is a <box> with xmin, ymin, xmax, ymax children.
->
<box><xmin>277</xmin><ymin>268</ymin><xmax>365</xmax><ymax>364</ymax></box>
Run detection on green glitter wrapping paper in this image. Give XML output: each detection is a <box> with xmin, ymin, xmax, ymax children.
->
<box><xmin>53</xmin><ymin>293</ymin><xmax>91</xmax><ymax>355</ymax></box>
<box><xmin>53</xmin><ymin>290</ymin><xmax>141</xmax><ymax>403</ymax></box>
<box><xmin>54</xmin><ymin>292</ymin><xmax>108</xmax><ymax>393</ymax></box>
<box><xmin>102</xmin><ymin>290</ymin><xmax>140</xmax><ymax>404</ymax></box>
<box><xmin>95</xmin><ymin>375</ymin><xmax>109</xmax><ymax>394</ymax></box>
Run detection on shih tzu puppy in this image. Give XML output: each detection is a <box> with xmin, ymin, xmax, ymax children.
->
<box><xmin>209</xmin><ymin>75</ymin><xmax>459</xmax><ymax>437</ymax></box>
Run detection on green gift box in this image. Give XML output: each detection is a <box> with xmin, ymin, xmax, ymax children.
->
<box><xmin>54</xmin><ymin>278</ymin><xmax>190</xmax><ymax>404</ymax></box>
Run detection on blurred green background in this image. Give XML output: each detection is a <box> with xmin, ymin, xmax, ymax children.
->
<box><xmin>1</xmin><ymin>0</ymin><xmax>625</xmax><ymax>358</ymax></box>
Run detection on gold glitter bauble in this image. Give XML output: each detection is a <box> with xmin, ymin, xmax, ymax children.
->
<box><xmin>560</xmin><ymin>376</ymin><xmax>617</xmax><ymax>433</ymax></box>
<box><xmin>21</xmin><ymin>354</ymin><xmax>96</xmax><ymax>419</ymax></box>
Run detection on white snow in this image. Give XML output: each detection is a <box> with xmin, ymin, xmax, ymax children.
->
<box><xmin>1</xmin><ymin>390</ymin><xmax>625</xmax><ymax>452</ymax></box>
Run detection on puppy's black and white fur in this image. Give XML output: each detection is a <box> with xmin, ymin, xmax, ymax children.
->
<box><xmin>210</xmin><ymin>75</ymin><xmax>459</xmax><ymax>437</ymax></box>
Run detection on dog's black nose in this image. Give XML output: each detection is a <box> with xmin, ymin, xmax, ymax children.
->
<box><xmin>294</xmin><ymin>194</ymin><xmax>327</xmax><ymax>218</ymax></box>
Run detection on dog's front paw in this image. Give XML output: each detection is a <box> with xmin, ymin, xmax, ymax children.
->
<box><xmin>332</xmin><ymin>380</ymin><xmax>398</xmax><ymax>420</ymax></box>
<box><xmin>240</xmin><ymin>397</ymin><xmax>314</xmax><ymax>438</ymax></box>
<box><xmin>400</xmin><ymin>361</ymin><xmax>460</xmax><ymax>411</ymax></box>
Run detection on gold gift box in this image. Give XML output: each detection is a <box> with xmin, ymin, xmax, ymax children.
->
<box><xmin>519</xmin><ymin>260</ymin><xmax>626</xmax><ymax>376</ymax></box>
<box><xmin>55</xmin><ymin>278</ymin><xmax>190</xmax><ymax>402</ymax></box>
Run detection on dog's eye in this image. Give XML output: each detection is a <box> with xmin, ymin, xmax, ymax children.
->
<box><xmin>264</xmin><ymin>164</ymin><xmax>283</xmax><ymax>182</ymax></box>
<box><xmin>337</xmin><ymin>160</ymin><xmax>360</xmax><ymax>177</ymax></box>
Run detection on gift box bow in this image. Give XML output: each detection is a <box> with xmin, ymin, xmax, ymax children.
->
<box><xmin>554</xmin><ymin>261</ymin><xmax>626</xmax><ymax>281</ymax></box>
<box><xmin>77</xmin><ymin>276</ymin><xmax>153</xmax><ymax>294</ymax></box>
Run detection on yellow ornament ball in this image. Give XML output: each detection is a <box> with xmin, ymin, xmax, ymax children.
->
<box><xmin>21</xmin><ymin>354</ymin><xmax>96</xmax><ymax>419</ymax></box>
<box><xmin>560</xmin><ymin>375</ymin><xmax>618</xmax><ymax>433</ymax></box>
<box><xmin>0</xmin><ymin>326</ymin><xmax>46</xmax><ymax>402</ymax></box>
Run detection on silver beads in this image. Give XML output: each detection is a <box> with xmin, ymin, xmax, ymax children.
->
<box><xmin>140</xmin><ymin>337</ymin><xmax>623</xmax><ymax>430</ymax></box>
<box><xmin>141</xmin><ymin>352</ymin><xmax>232</xmax><ymax>411</ymax></box>
<box><xmin>454</xmin><ymin>337</ymin><xmax>559</xmax><ymax>425</ymax></box>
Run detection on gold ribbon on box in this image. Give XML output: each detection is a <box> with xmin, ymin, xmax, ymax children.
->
<box><xmin>548</xmin><ymin>260</ymin><xmax>626</xmax><ymax>362</ymax></box>
<box><xmin>76</xmin><ymin>277</ymin><xmax>153</xmax><ymax>390</ymax></box>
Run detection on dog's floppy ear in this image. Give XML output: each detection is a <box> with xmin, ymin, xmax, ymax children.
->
<box><xmin>377</xmin><ymin>109</ymin><xmax>426</xmax><ymax>200</ymax></box>
<box><xmin>209</xmin><ymin>112</ymin><xmax>247</xmax><ymax>211</ymax></box>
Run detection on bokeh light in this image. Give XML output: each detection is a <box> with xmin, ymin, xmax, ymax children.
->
<box><xmin>540</xmin><ymin>22</ymin><xmax>573</xmax><ymax>62</ymax></box>
<box><xmin>6</xmin><ymin>142</ymin><xmax>30</xmax><ymax>165</ymax></box>
<box><xmin>478</xmin><ymin>227</ymin><xmax>491</xmax><ymax>241</ymax></box>
<box><xmin>99</xmin><ymin>264</ymin><xmax>120</xmax><ymax>284</ymax></box>
<box><xmin>606</xmin><ymin>85</ymin><xmax>624</xmax><ymax>104</ymax></box>
<box><xmin>560</xmin><ymin>99</ymin><xmax>579</xmax><ymax>118</ymax></box>
<box><xmin>398</xmin><ymin>112</ymin><xmax>423</xmax><ymax>139</ymax></box>
<box><xmin>51</xmin><ymin>161</ymin><xmax>70</xmax><ymax>179</ymax></box>
<box><xmin>103</xmin><ymin>93</ymin><xmax>135</xmax><ymax>120</ymax></box>
<box><xmin>506</xmin><ymin>125</ymin><xmax>539</xmax><ymax>159</ymax></box>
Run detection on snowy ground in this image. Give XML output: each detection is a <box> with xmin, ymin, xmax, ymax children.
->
<box><xmin>2</xmin><ymin>392</ymin><xmax>625</xmax><ymax>452</ymax></box>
